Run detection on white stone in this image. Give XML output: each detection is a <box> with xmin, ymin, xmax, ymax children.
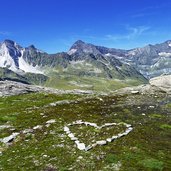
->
<box><xmin>85</xmin><ymin>145</ymin><xmax>93</xmax><ymax>151</ymax></box>
<box><xmin>68</xmin><ymin>133</ymin><xmax>75</xmax><ymax>138</ymax></box>
<box><xmin>106</xmin><ymin>138</ymin><xmax>112</xmax><ymax>142</ymax></box>
<box><xmin>112</xmin><ymin>135</ymin><xmax>118</xmax><ymax>139</ymax></box>
<box><xmin>46</xmin><ymin>119</ymin><xmax>56</xmax><ymax>124</ymax></box>
<box><xmin>71</xmin><ymin>137</ymin><xmax>78</xmax><ymax>141</ymax></box>
<box><xmin>23</xmin><ymin>129</ymin><xmax>33</xmax><ymax>134</ymax></box>
<box><xmin>75</xmin><ymin>141</ymin><xmax>86</xmax><ymax>150</ymax></box>
<box><xmin>77</xmin><ymin>156</ymin><xmax>83</xmax><ymax>160</ymax></box>
<box><xmin>0</xmin><ymin>132</ymin><xmax>19</xmax><ymax>143</ymax></box>
<box><xmin>33</xmin><ymin>125</ymin><xmax>42</xmax><ymax>130</ymax></box>
<box><xmin>0</xmin><ymin>125</ymin><xmax>11</xmax><ymax>130</ymax></box>
<box><xmin>64</xmin><ymin>126</ymin><xmax>70</xmax><ymax>132</ymax></box>
<box><xmin>96</xmin><ymin>140</ymin><xmax>107</xmax><ymax>145</ymax></box>
<box><xmin>64</xmin><ymin>120</ymin><xmax>133</xmax><ymax>151</ymax></box>
<box><xmin>88</xmin><ymin>123</ymin><xmax>97</xmax><ymax>127</ymax></box>
<box><xmin>104</xmin><ymin>123</ymin><xmax>116</xmax><ymax>126</ymax></box>
<box><xmin>131</xmin><ymin>90</ymin><xmax>139</xmax><ymax>94</ymax></box>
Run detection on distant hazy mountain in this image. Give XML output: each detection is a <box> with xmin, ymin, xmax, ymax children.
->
<box><xmin>124</xmin><ymin>40</ymin><xmax>171</xmax><ymax>78</ymax></box>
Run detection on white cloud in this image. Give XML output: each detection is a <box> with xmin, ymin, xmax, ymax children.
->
<box><xmin>105</xmin><ymin>26</ymin><xmax>150</xmax><ymax>41</ymax></box>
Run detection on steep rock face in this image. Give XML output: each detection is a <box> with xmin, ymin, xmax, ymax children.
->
<box><xmin>0</xmin><ymin>40</ymin><xmax>43</xmax><ymax>74</ymax></box>
<box><xmin>0</xmin><ymin>40</ymin><xmax>22</xmax><ymax>71</ymax></box>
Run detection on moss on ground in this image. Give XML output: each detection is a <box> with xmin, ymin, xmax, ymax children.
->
<box><xmin>0</xmin><ymin>92</ymin><xmax>171</xmax><ymax>170</ymax></box>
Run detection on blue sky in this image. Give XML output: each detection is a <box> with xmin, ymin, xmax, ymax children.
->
<box><xmin>0</xmin><ymin>0</ymin><xmax>171</xmax><ymax>53</ymax></box>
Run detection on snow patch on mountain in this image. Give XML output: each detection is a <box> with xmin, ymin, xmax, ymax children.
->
<box><xmin>168</xmin><ymin>43</ymin><xmax>171</xmax><ymax>47</ymax></box>
<box><xmin>68</xmin><ymin>49</ymin><xmax>77</xmax><ymax>55</ymax></box>
<box><xmin>18</xmin><ymin>50</ymin><xmax>43</xmax><ymax>74</ymax></box>
<box><xmin>158</xmin><ymin>52</ymin><xmax>171</xmax><ymax>57</ymax></box>
<box><xmin>105</xmin><ymin>53</ymin><xmax>113</xmax><ymax>56</ymax></box>
<box><xmin>0</xmin><ymin>43</ymin><xmax>18</xmax><ymax>72</ymax></box>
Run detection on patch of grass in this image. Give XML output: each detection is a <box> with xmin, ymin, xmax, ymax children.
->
<box><xmin>160</xmin><ymin>124</ymin><xmax>171</xmax><ymax>129</ymax></box>
<box><xmin>105</xmin><ymin>154</ymin><xmax>118</xmax><ymax>164</ymax></box>
<box><xmin>165</xmin><ymin>103</ymin><xmax>171</xmax><ymax>108</ymax></box>
<box><xmin>150</xmin><ymin>114</ymin><xmax>163</xmax><ymax>118</ymax></box>
<box><xmin>0</xmin><ymin>115</ymin><xmax>17</xmax><ymax>122</ymax></box>
<box><xmin>138</xmin><ymin>158</ymin><xmax>164</xmax><ymax>170</ymax></box>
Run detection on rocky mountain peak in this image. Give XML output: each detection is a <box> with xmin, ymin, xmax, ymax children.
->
<box><xmin>28</xmin><ymin>45</ymin><xmax>36</xmax><ymax>49</ymax></box>
<box><xmin>3</xmin><ymin>39</ymin><xmax>15</xmax><ymax>45</ymax></box>
<box><xmin>68</xmin><ymin>40</ymin><xmax>100</xmax><ymax>55</ymax></box>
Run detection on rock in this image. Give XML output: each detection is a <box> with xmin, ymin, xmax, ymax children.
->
<box><xmin>71</xmin><ymin>137</ymin><xmax>78</xmax><ymax>141</ymax></box>
<box><xmin>64</xmin><ymin>126</ymin><xmax>70</xmax><ymax>134</ymax></box>
<box><xmin>112</xmin><ymin>135</ymin><xmax>118</xmax><ymax>140</ymax></box>
<box><xmin>0</xmin><ymin>80</ymin><xmax>95</xmax><ymax>97</ymax></box>
<box><xmin>23</xmin><ymin>129</ymin><xmax>34</xmax><ymax>134</ymax></box>
<box><xmin>96</xmin><ymin>140</ymin><xmax>107</xmax><ymax>146</ymax></box>
<box><xmin>68</xmin><ymin>133</ymin><xmax>75</xmax><ymax>138</ymax></box>
<box><xmin>64</xmin><ymin>121</ymin><xmax>133</xmax><ymax>151</ymax></box>
<box><xmin>85</xmin><ymin>145</ymin><xmax>93</xmax><ymax>151</ymax></box>
<box><xmin>49</xmin><ymin>100</ymin><xmax>75</xmax><ymax>107</ymax></box>
<box><xmin>45</xmin><ymin>124</ymin><xmax>51</xmax><ymax>127</ymax></box>
<box><xmin>131</xmin><ymin>90</ymin><xmax>139</xmax><ymax>94</ymax></box>
<box><xmin>77</xmin><ymin>156</ymin><xmax>83</xmax><ymax>160</ymax></box>
<box><xmin>150</xmin><ymin>75</ymin><xmax>171</xmax><ymax>90</ymax></box>
<box><xmin>0</xmin><ymin>132</ymin><xmax>19</xmax><ymax>143</ymax></box>
<box><xmin>46</xmin><ymin>119</ymin><xmax>56</xmax><ymax>124</ymax></box>
<box><xmin>0</xmin><ymin>125</ymin><xmax>11</xmax><ymax>130</ymax></box>
<box><xmin>106</xmin><ymin>138</ymin><xmax>112</xmax><ymax>142</ymax></box>
<box><xmin>33</xmin><ymin>125</ymin><xmax>43</xmax><ymax>130</ymax></box>
<box><xmin>75</xmin><ymin>141</ymin><xmax>86</xmax><ymax>150</ymax></box>
<box><xmin>104</xmin><ymin>123</ymin><xmax>116</xmax><ymax>126</ymax></box>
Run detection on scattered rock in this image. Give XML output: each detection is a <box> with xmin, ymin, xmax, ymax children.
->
<box><xmin>77</xmin><ymin>156</ymin><xmax>83</xmax><ymax>160</ymax></box>
<box><xmin>33</xmin><ymin>125</ymin><xmax>43</xmax><ymax>130</ymax></box>
<box><xmin>75</xmin><ymin>141</ymin><xmax>86</xmax><ymax>150</ymax></box>
<box><xmin>64</xmin><ymin>120</ymin><xmax>133</xmax><ymax>151</ymax></box>
<box><xmin>0</xmin><ymin>132</ymin><xmax>19</xmax><ymax>144</ymax></box>
<box><xmin>64</xmin><ymin>126</ymin><xmax>70</xmax><ymax>132</ymax></box>
<box><xmin>46</xmin><ymin>119</ymin><xmax>56</xmax><ymax>124</ymax></box>
<box><xmin>0</xmin><ymin>125</ymin><xmax>11</xmax><ymax>130</ymax></box>
<box><xmin>106</xmin><ymin>138</ymin><xmax>112</xmax><ymax>142</ymax></box>
<box><xmin>131</xmin><ymin>90</ymin><xmax>139</xmax><ymax>94</ymax></box>
<box><xmin>96</xmin><ymin>140</ymin><xmax>107</xmax><ymax>146</ymax></box>
<box><xmin>22</xmin><ymin>129</ymin><xmax>34</xmax><ymax>134</ymax></box>
<box><xmin>0</xmin><ymin>80</ymin><xmax>95</xmax><ymax>97</ymax></box>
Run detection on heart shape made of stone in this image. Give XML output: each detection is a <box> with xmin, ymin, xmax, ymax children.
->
<box><xmin>64</xmin><ymin>120</ymin><xmax>133</xmax><ymax>151</ymax></box>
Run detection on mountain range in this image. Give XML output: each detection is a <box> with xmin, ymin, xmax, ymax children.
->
<box><xmin>1</xmin><ymin>39</ymin><xmax>171</xmax><ymax>90</ymax></box>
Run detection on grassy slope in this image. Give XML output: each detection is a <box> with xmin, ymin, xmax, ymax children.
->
<box><xmin>0</xmin><ymin>67</ymin><xmax>48</xmax><ymax>85</ymax></box>
<box><xmin>45</xmin><ymin>74</ymin><xmax>147</xmax><ymax>92</ymax></box>
<box><xmin>0</xmin><ymin>92</ymin><xmax>171</xmax><ymax>170</ymax></box>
